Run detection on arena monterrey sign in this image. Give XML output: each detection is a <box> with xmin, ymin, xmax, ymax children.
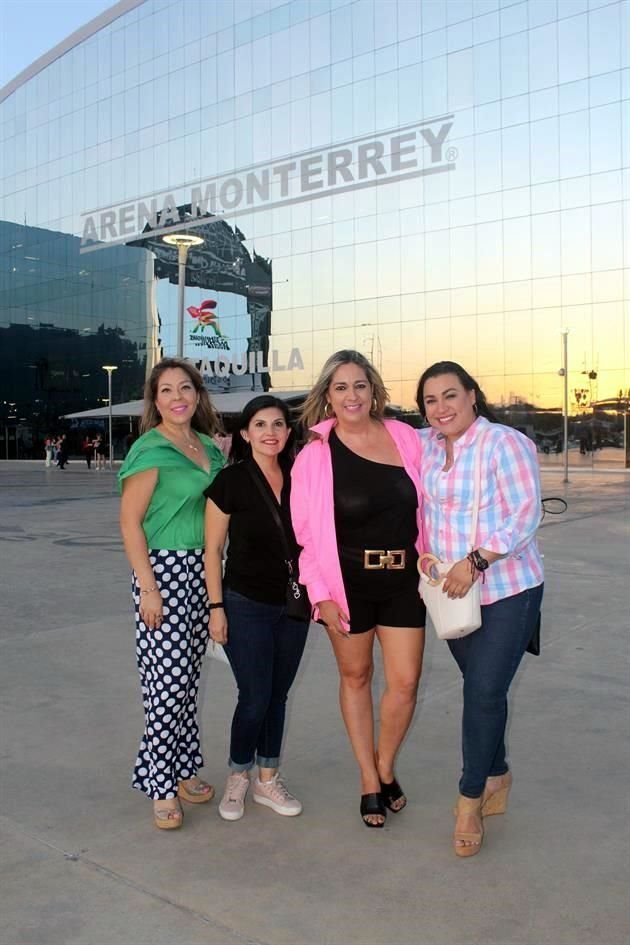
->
<box><xmin>79</xmin><ymin>115</ymin><xmax>456</xmax><ymax>253</ymax></box>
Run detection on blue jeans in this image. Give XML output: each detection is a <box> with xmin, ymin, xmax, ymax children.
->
<box><xmin>448</xmin><ymin>584</ymin><xmax>544</xmax><ymax>798</ymax></box>
<box><xmin>224</xmin><ymin>588</ymin><xmax>309</xmax><ymax>772</ymax></box>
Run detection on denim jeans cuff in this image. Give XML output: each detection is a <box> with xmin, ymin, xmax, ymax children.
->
<box><xmin>228</xmin><ymin>757</ymin><xmax>255</xmax><ymax>773</ymax></box>
<box><xmin>256</xmin><ymin>754</ymin><xmax>280</xmax><ymax>768</ymax></box>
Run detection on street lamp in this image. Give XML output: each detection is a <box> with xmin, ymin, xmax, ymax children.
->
<box><xmin>162</xmin><ymin>233</ymin><xmax>205</xmax><ymax>357</ymax></box>
<box><xmin>559</xmin><ymin>330</ymin><xmax>569</xmax><ymax>484</ymax></box>
<box><xmin>102</xmin><ymin>365</ymin><xmax>118</xmax><ymax>469</ymax></box>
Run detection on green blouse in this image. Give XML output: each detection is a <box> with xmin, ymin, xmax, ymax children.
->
<box><xmin>118</xmin><ymin>429</ymin><xmax>225</xmax><ymax>550</ymax></box>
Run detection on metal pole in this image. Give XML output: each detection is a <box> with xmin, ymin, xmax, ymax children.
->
<box><xmin>176</xmin><ymin>244</ymin><xmax>188</xmax><ymax>358</ymax></box>
<box><xmin>108</xmin><ymin>370</ymin><xmax>114</xmax><ymax>469</ymax></box>
<box><xmin>562</xmin><ymin>330</ymin><xmax>569</xmax><ymax>484</ymax></box>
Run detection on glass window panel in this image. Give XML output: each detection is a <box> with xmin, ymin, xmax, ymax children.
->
<box><xmin>450</xmin><ymin>225</ymin><xmax>476</xmax><ymax>286</ymax></box>
<box><xmin>334</xmin><ymin>300</ymin><xmax>355</xmax><ymax>329</ymax></box>
<box><xmin>623</xmin><ymin>0</ymin><xmax>630</xmax><ymax>68</ymax></box>
<box><xmin>500</xmin><ymin>1</ymin><xmax>527</xmax><ymax>36</ymax></box>
<box><xmin>476</xmin><ymin>222</ymin><xmax>503</xmax><ymax>283</ymax></box>
<box><xmin>503</xmin><ymin>217</ymin><xmax>532</xmax><ymax>281</ymax></box>
<box><xmin>331</xmin><ymin>5</ymin><xmax>352</xmax><ymax>62</ymax></box>
<box><xmin>448</xmin><ymin>20</ymin><xmax>473</xmax><ymax>53</ymax></box>
<box><xmin>290</xmin><ymin>21</ymin><xmax>310</xmax><ymax>76</ymax></box>
<box><xmin>398</xmin><ymin>36</ymin><xmax>421</xmax><ymax>67</ymax></box>
<box><xmin>532</xmin><ymin>275</ymin><xmax>561</xmax><ymax>308</ymax></box>
<box><xmin>531</xmin><ymin>181</ymin><xmax>560</xmax><ymax>214</ymax></box>
<box><xmin>529</xmin><ymin>23</ymin><xmax>558</xmax><ymax>92</ymax></box>
<box><xmin>373</xmin><ymin>2</ymin><xmax>398</xmax><ymax>48</ymax></box>
<box><xmin>400</xmin><ymin>234</ymin><xmax>425</xmax><ymax>292</ymax></box>
<box><xmin>425</xmin><ymin>288</ymin><xmax>450</xmax><ymax>318</ymax></box>
<box><xmin>592</xmin><ymin>270</ymin><xmax>623</xmax><ymax>304</ymax></box>
<box><xmin>558</xmin><ymin>14</ymin><xmax>588</xmax><ymax>84</ymax></box>
<box><xmin>477</xmin><ymin>313</ymin><xmax>504</xmax><ymax>375</ymax></box>
<box><xmin>449</xmin><ymin>0</ymin><xmax>475</xmax><ymax>28</ymax></box>
<box><xmin>531</xmin><ymin>211</ymin><xmax>561</xmax><ymax>278</ymax></box>
<box><xmin>561</xmin><ymin>207</ymin><xmax>590</xmax><ymax>274</ymax></box>
<box><xmin>504</xmin><ymin>279</ymin><xmax>532</xmax><ymax>311</ymax></box>
<box><xmin>217</xmin><ymin>50</ymin><xmax>235</xmax><ymax>100</ymax></box>
<box><xmin>377</xmin><ymin>238</ymin><xmax>401</xmax><ymax>296</ymax></box>
<box><xmin>448</xmin><ymin>48</ymin><xmax>474</xmax><ymax>110</ymax></box>
<box><xmin>473</xmin><ymin>11</ymin><xmax>499</xmax><ymax>45</ymax></box>
<box><xmin>425</xmin><ymin>230</ymin><xmax>451</xmax><ymax>290</ymax></box>
<box><xmin>422</xmin><ymin>56</ymin><xmax>448</xmax><ymax>115</ymax></box>
<box><xmin>559</xmin><ymin>110</ymin><xmax>589</xmax><ymax>178</ymax></box>
<box><xmin>591</xmin><ymin>202</ymin><xmax>623</xmax><ymax>271</ymax></box>
<box><xmin>475</xmin><ymin>130</ymin><xmax>502</xmax><ymax>194</ymax></box>
<box><xmin>504</xmin><ymin>312</ymin><xmax>533</xmax><ymax>374</ymax></box>
<box><xmin>353</xmin><ymin>78</ymin><xmax>376</xmax><ymax>136</ymax></box>
<box><xmin>590</xmin><ymin>103</ymin><xmax>622</xmax><ymax>174</ymax></box>
<box><xmin>502</xmin><ymin>124</ymin><xmax>530</xmax><ymax>189</ymax></box>
<box><xmin>594</xmin><ymin>304</ymin><xmax>624</xmax><ymax>368</ymax></box>
<box><xmin>474</xmin><ymin>39</ymin><xmax>500</xmax><ymax>105</ymax></box>
<box><xmin>310</xmin><ymin>13</ymin><xmax>331</xmax><ymax>69</ymax></box>
<box><xmin>422</xmin><ymin>27</ymin><xmax>446</xmax><ymax>59</ymax></box>
<box><xmin>562</xmin><ymin>272</ymin><xmax>591</xmax><ymax>306</ymax></box>
<box><xmin>500</xmin><ymin>32</ymin><xmax>528</xmax><ymax>98</ymax></box>
<box><xmin>311</xmin><ymin>249</ymin><xmax>333</xmax><ymax>304</ymax></box>
<box><xmin>400</xmin><ymin>321</ymin><xmax>425</xmax><ymax>376</ymax></box>
<box><xmin>422</xmin><ymin>0</ymin><xmax>447</xmax><ymax>33</ymax></box>
<box><xmin>355</xmin><ymin>241</ymin><xmax>378</xmax><ymax>298</ymax></box>
<box><xmin>530</xmin><ymin>117</ymin><xmax>559</xmax><ymax>184</ymax></box>
<box><xmin>398</xmin><ymin>64</ymin><xmax>421</xmax><ymax>124</ymax></box>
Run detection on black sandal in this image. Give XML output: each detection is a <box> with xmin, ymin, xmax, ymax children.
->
<box><xmin>380</xmin><ymin>777</ymin><xmax>406</xmax><ymax>813</ymax></box>
<box><xmin>360</xmin><ymin>793</ymin><xmax>386</xmax><ymax>828</ymax></box>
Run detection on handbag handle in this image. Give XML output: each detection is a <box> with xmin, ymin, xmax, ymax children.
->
<box><xmin>245</xmin><ymin>462</ymin><xmax>295</xmax><ymax>573</ymax></box>
<box><xmin>468</xmin><ymin>427</ymin><xmax>489</xmax><ymax>551</ymax></box>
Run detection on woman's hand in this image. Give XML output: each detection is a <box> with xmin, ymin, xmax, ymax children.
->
<box><xmin>318</xmin><ymin>600</ymin><xmax>350</xmax><ymax>636</ymax></box>
<box><xmin>442</xmin><ymin>558</ymin><xmax>477</xmax><ymax>599</ymax></box>
<box><xmin>209</xmin><ymin>608</ymin><xmax>228</xmax><ymax>644</ymax></box>
<box><xmin>139</xmin><ymin>588</ymin><xmax>163</xmax><ymax>628</ymax></box>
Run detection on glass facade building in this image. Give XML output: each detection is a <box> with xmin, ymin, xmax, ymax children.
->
<box><xmin>1</xmin><ymin>0</ymin><xmax>629</xmax><ymax>460</ymax></box>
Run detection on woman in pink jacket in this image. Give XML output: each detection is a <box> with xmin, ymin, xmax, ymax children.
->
<box><xmin>291</xmin><ymin>350</ymin><xmax>425</xmax><ymax>828</ymax></box>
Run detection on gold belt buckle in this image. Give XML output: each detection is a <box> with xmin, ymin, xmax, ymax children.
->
<box><xmin>363</xmin><ymin>549</ymin><xmax>406</xmax><ymax>570</ymax></box>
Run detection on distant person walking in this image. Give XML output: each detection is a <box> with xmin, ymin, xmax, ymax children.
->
<box><xmin>95</xmin><ymin>435</ymin><xmax>108</xmax><ymax>470</ymax></box>
<box><xmin>82</xmin><ymin>435</ymin><xmax>94</xmax><ymax>469</ymax></box>
<box><xmin>44</xmin><ymin>436</ymin><xmax>54</xmax><ymax>467</ymax></box>
<box><xmin>56</xmin><ymin>435</ymin><xmax>69</xmax><ymax>469</ymax></box>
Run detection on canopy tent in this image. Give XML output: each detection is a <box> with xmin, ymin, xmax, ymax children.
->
<box><xmin>64</xmin><ymin>389</ymin><xmax>310</xmax><ymax>420</ymax></box>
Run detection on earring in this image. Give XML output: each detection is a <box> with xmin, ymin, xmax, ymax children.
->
<box><xmin>371</xmin><ymin>397</ymin><xmax>378</xmax><ymax>413</ymax></box>
<box><xmin>324</xmin><ymin>402</ymin><xmax>334</xmax><ymax>418</ymax></box>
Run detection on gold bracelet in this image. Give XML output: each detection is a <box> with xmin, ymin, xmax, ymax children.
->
<box><xmin>140</xmin><ymin>586</ymin><xmax>158</xmax><ymax>596</ymax></box>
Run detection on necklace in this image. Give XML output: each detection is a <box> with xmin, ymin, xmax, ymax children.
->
<box><xmin>162</xmin><ymin>429</ymin><xmax>200</xmax><ymax>453</ymax></box>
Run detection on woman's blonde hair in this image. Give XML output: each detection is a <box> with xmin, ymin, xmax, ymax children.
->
<box><xmin>300</xmin><ymin>349</ymin><xmax>389</xmax><ymax>431</ymax></box>
<box><xmin>140</xmin><ymin>357</ymin><xmax>221</xmax><ymax>435</ymax></box>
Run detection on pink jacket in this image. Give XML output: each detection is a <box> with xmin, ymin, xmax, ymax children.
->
<box><xmin>290</xmin><ymin>418</ymin><xmax>425</xmax><ymax>631</ymax></box>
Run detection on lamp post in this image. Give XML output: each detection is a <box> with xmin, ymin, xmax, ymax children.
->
<box><xmin>102</xmin><ymin>365</ymin><xmax>118</xmax><ymax>469</ymax></box>
<box><xmin>162</xmin><ymin>233</ymin><xmax>205</xmax><ymax>357</ymax></box>
<box><xmin>560</xmin><ymin>330</ymin><xmax>569</xmax><ymax>484</ymax></box>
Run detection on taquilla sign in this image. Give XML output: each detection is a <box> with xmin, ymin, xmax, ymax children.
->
<box><xmin>80</xmin><ymin>115</ymin><xmax>456</xmax><ymax>252</ymax></box>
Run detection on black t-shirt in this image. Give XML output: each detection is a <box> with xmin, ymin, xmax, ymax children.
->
<box><xmin>204</xmin><ymin>458</ymin><xmax>298</xmax><ymax>605</ymax></box>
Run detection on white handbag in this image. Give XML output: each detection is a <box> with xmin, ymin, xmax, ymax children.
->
<box><xmin>418</xmin><ymin>429</ymin><xmax>488</xmax><ymax>640</ymax></box>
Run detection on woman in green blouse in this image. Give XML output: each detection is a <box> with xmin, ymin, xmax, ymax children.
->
<box><xmin>119</xmin><ymin>358</ymin><xmax>225</xmax><ymax>830</ymax></box>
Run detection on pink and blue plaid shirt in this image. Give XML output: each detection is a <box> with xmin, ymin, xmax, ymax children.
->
<box><xmin>418</xmin><ymin>416</ymin><xmax>544</xmax><ymax>605</ymax></box>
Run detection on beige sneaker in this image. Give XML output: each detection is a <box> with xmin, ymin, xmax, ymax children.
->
<box><xmin>253</xmin><ymin>774</ymin><xmax>302</xmax><ymax>816</ymax></box>
<box><xmin>218</xmin><ymin>773</ymin><xmax>249</xmax><ymax>821</ymax></box>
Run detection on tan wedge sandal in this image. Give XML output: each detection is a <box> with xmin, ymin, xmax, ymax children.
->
<box><xmin>481</xmin><ymin>771</ymin><xmax>512</xmax><ymax>817</ymax></box>
<box><xmin>178</xmin><ymin>778</ymin><xmax>215</xmax><ymax>804</ymax></box>
<box><xmin>153</xmin><ymin>801</ymin><xmax>183</xmax><ymax>830</ymax></box>
<box><xmin>453</xmin><ymin>795</ymin><xmax>483</xmax><ymax>857</ymax></box>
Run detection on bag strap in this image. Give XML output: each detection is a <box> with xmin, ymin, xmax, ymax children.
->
<box><xmin>245</xmin><ymin>462</ymin><xmax>294</xmax><ymax>571</ymax></box>
<box><xmin>468</xmin><ymin>427</ymin><xmax>489</xmax><ymax>551</ymax></box>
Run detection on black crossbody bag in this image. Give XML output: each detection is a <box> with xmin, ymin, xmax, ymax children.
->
<box><xmin>246</xmin><ymin>465</ymin><xmax>311</xmax><ymax>624</ymax></box>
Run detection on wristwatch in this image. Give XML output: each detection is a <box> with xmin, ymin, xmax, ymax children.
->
<box><xmin>469</xmin><ymin>549</ymin><xmax>489</xmax><ymax>572</ymax></box>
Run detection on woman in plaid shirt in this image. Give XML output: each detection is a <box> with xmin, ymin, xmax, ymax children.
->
<box><xmin>416</xmin><ymin>361</ymin><xmax>544</xmax><ymax>857</ymax></box>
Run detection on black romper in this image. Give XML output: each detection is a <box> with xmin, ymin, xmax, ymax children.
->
<box><xmin>330</xmin><ymin>429</ymin><xmax>427</xmax><ymax>634</ymax></box>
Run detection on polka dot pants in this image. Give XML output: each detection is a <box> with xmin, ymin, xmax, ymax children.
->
<box><xmin>132</xmin><ymin>549</ymin><xmax>209</xmax><ymax>800</ymax></box>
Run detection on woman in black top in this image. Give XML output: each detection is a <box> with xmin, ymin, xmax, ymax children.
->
<box><xmin>204</xmin><ymin>396</ymin><xmax>309</xmax><ymax>822</ymax></box>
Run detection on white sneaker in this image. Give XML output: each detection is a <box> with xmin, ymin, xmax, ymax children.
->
<box><xmin>218</xmin><ymin>773</ymin><xmax>249</xmax><ymax>821</ymax></box>
<box><xmin>253</xmin><ymin>774</ymin><xmax>302</xmax><ymax>816</ymax></box>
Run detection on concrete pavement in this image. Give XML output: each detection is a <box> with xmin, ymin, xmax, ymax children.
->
<box><xmin>0</xmin><ymin>461</ymin><xmax>628</xmax><ymax>945</ymax></box>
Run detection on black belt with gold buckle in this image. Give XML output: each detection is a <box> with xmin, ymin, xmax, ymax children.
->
<box><xmin>363</xmin><ymin>549</ymin><xmax>407</xmax><ymax>570</ymax></box>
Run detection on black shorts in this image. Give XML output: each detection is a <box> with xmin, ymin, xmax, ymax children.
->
<box><xmin>345</xmin><ymin>584</ymin><xmax>426</xmax><ymax>634</ymax></box>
